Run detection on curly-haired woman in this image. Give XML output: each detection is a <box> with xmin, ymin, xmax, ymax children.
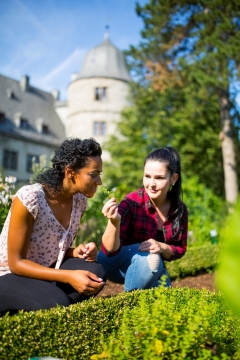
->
<box><xmin>0</xmin><ymin>138</ymin><xmax>113</xmax><ymax>314</ymax></box>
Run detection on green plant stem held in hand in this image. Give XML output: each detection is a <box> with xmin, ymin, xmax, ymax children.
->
<box><xmin>102</xmin><ymin>186</ymin><xmax>115</xmax><ymax>199</ymax></box>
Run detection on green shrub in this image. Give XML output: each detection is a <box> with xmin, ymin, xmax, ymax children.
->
<box><xmin>166</xmin><ymin>244</ymin><xmax>220</xmax><ymax>279</ymax></box>
<box><xmin>0</xmin><ymin>175</ymin><xmax>17</xmax><ymax>232</ymax></box>
<box><xmin>217</xmin><ymin>199</ymin><xmax>240</xmax><ymax>321</ymax></box>
<box><xmin>183</xmin><ymin>176</ymin><xmax>227</xmax><ymax>247</ymax></box>
<box><xmin>92</xmin><ymin>288</ymin><xmax>240</xmax><ymax>360</ymax></box>
<box><xmin>0</xmin><ymin>292</ymin><xmax>140</xmax><ymax>360</ymax></box>
<box><xmin>1</xmin><ymin>288</ymin><xmax>238</xmax><ymax>359</ymax></box>
<box><xmin>0</xmin><ymin>205</ymin><xmax>9</xmax><ymax>233</ymax></box>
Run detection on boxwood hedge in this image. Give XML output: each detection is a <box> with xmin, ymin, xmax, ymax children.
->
<box><xmin>92</xmin><ymin>287</ymin><xmax>240</xmax><ymax>360</ymax></box>
<box><xmin>0</xmin><ymin>287</ymin><xmax>239</xmax><ymax>360</ymax></box>
<box><xmin>166</xmin><ymin>244</ymin><xmax>219</xmax><ymax>279</ymax></box>
<box><xmin>0</xmin><ymin>243</ymin><xmax>228</xmax><ymax>360</ymax></box>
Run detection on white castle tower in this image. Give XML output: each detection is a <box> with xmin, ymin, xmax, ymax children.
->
<box><xmin>56</xmin><ymin>31</ymin><xmax>131</xmax><ymax>160</ymax></box>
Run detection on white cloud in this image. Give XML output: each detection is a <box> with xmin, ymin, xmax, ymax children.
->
<box><xmin>38</xmin><ymin>48</ymin><xmax>86</xmax><ymax>84</ymax></box>
<box><xmin>32</xmin><ymin>48</ymin><xmax>87</xmax><ymax>99</ymax></box>
<box><xmin>0</xmin><ymin>0</ymin><xmax>144</xmax><ymax>100</ymax></box>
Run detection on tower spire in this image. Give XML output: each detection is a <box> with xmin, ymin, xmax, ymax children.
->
<box><xmin>104</xmin><ymin>24</ymin><xmax>110</xmax><ymax>40</ymax></box>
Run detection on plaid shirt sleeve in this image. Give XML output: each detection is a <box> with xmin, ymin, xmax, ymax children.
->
<box><xmin>167</xmin><ymin>203</ymin><xmax>188</xmax><ymax>261</ymax></box>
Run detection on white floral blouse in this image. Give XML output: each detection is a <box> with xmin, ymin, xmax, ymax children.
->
<box><xmin>0</xmin><ymin>183</ymin><xmax>87</xmax><ymax>277</ymax></box>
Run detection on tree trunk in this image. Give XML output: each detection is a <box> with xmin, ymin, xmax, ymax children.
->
<box><xmin>218</xmin><ymin>88</ymin><xmax>238</xmax><ymax>204</ymax></box>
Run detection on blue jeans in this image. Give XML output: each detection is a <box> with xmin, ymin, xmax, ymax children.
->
<box><xmin>97</xmin><ymin>243</ymin><xmax>171</xmax><ymax>292</ymax></box>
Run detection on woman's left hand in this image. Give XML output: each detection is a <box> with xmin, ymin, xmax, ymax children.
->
<box><xmin>138</xmin><ymin>239</ymin><xmax>163</xmax><ymax>254</ymax></box>
<box><xmin>73</xmin><ymin>242</ymin><xmax>97</xmax><ymax>262</ymax></box>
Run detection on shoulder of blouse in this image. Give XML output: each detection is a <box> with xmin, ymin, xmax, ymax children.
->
<box><xmin>14</xmin><ymin>183</ymin><xmax>43</xmax><ymax>199</ymax></box>
<box><xmin>74</xmin><ymin>192</ymin><xmax>87</xmax><ymax>202</ymax></box>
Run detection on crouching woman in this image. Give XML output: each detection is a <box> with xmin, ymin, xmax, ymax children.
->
<box><xmin>0</xmin><ymin>138</ymin><xmax>108</xmax><ymax>314</ymax></box>
<box><xmin>97</xmin><ymin>147</ymin><xmax>188</xmax><ymax>291</ymax></box>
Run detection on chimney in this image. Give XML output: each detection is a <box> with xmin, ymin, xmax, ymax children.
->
<box><xmin>51</xmin><ymin>89</ymin><xmax>60</xmax><ymax>100</ymax></box>
<box><xmin>20</xmin><ymin>75</ymin><xmax>29</xmax><ymax>92</ymax></box>
<box><xmin>71</xmin><ymin>72</ymin><xmax>78</xmax><ymax>81</ymax></box>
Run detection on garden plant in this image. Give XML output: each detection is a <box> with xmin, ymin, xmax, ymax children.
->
<box><xmin>0</xmin><ymin>287</ymin><xmax>239</xmax><ymax>359</ymax></box>
<box><xmin>0</xmin><ymin>174</ymin><xmax>17</xmax><ymax>232</ymax></box>
<box><xmin>0</xmin><ymin>169</ymin><xmax>233</xmax><ymax>360</ymax></box>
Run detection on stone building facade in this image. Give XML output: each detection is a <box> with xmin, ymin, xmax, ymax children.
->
<box><xmin>55</xmin><ymin>35</ymin><xmax>131</xmax><ymax>160</ymax></box>
<box><xmin>0</xmin><ymin>74</ymin><xmax>66</xmax><ymax>184</ymax></box>
<box><xmin>0</xmin><ymin>35</ymin><xmax>131</xmax><ymax>183</ymax></box>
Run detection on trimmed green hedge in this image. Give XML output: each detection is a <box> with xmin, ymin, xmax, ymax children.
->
<box><xmin>92</xmin><ymin>287</ymin><xmax>240</xmax><ymax>360</ymax></box>
<box><xmin>0</xmin><ymin>287</ymin><xmax>239</xmax><ymax>359</ymax></box>
<box><xmin>166</xmin><ymin>244</ymin><xmax>219</xmax><ymax>279</ymax></box>
<box><xmin>0</xmin><ymin>293</ymin><xmax>139</xmax><ymax>360</ymax></box>
<box><xmin>0</xmin><ymin>244</ymin><xmax>225</xmax><ymax>360</ymax></box>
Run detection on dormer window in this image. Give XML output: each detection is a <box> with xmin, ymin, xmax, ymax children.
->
<box><xmin>7</xmin><ymin>89</ymin><xmax>14</xmax><ymax>98</ymax></box>
<box><xmin>20</xmin><ymin>118</ymin><xmax>29</xmax><ymax>129</ymax></box>
<box><xmin>14</xmin><ymin>113</ymin><xmax>29</xmax><ymax>129</ymax></box>
<box><xmin>36</xmin><ymin>118</ymin><xmax>49</xmax><ymax>134</ymax></box>
<box><xmin>95</xmin><ymin>87</ymin><xmax>107</xmax><ymax>101</ymax></box>
<box><xmin>42</xmin><ymin>124</ymin><xmax>49</xmax><ymax>134</ymax></box>
<box><xmin>0</xmin><ymin>112</ymin><xmax>5</xmax><ymax>124</ymax></box>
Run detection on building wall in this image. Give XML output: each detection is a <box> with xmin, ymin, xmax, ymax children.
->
<box><xmin>55</xmin><ymin>102</ymin><xmax>69</xmax><ymax>128</ymax></box>
<box><xmin>0</xmin><ymin>135</ymin><xmax>56</xmax><ymax>184</ymax></box>
<box><xmin>66</xmin><ymin>77</ymin><xmax>129</xmax><ymax>159</ymax></box>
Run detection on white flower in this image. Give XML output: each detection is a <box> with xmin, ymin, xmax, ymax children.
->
<box><xmin>0</xmin><ymin>175</ymin><xmax>17</xmax><ymax>206</ymax></box>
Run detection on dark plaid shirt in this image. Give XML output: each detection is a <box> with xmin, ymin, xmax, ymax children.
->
<box><xmin>101</xmin><ymin>187</ymin><xmax>188</xmax><ymax>261</ymax></box>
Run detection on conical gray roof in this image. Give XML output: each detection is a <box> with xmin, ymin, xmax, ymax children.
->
<box><xmin>78</xmin><ymin>38</ymin><xmax>131</xmax><ymax>82</ymax></box>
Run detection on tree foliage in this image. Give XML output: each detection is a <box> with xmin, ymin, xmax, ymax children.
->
<box><xmin>129</xmin><ymin>0</ymin><xmax>240</xmax><ymax>90</ymax></box>
<box><xmin>104</xmin><ymin>81</ymin><xmax>224</xmax><ymax>197</ymax></box>
<box><xmin>118</xmin><ymin>0</ymin><xmax>240</xmax><ymax>202</ymax></box>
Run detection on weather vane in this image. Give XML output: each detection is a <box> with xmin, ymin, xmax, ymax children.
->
<box><xmin>104</xmin><ymin>21</ymin><xmax>110</xmax><ymax>39</ymax></box>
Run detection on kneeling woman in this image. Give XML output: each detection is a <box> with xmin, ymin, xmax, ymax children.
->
<box><xmin>0</xmin><ymin>138</ymin><xmax>113</xmax><ymax>314</ymax></box>
<box><xmin>98</xmin><ymin>147</ymin><xmax>188</xmax><ymax>291</ymax></box>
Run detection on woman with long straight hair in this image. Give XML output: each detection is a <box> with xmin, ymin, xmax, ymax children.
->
<box><xmin>98</xmin><ymin>147</ymin><xmax>188</xmax><ymax>291</ymax></box>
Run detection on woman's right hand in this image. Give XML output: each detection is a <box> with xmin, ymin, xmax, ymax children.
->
<box><xmin>102</xmin><ymin>198</ymin><xmax>121</xmax><ymax>253</ymax></box>
<box><xmin>68</xmin><ymin>270</ymin><xmax>105</xmax><ymax>295</ymax></box>
<box><xmin>102</xmin><ymin>198</ymin><xmax>121</xmax><ymax>222</ymax></box>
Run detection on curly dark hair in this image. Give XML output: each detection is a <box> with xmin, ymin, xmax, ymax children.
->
<box><xmin>144</xmin><ymin>147</ymin><xmax>183</xmax><ymax>238</ymax></box>
<box><xmin>34</xmin><ymin>138</ymin><xmax>102</xmax><ymax>195</ymax></box>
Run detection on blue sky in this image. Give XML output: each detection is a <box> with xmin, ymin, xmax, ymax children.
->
<box><xmin>0</xmin><ymin>0</ymin><xmax>147</xmax><ymax>100</ymax></box>
<box><xmin>1</xmin><ymin>0</ymin><xmax>240</xmax><ymax>107</ymax></box>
